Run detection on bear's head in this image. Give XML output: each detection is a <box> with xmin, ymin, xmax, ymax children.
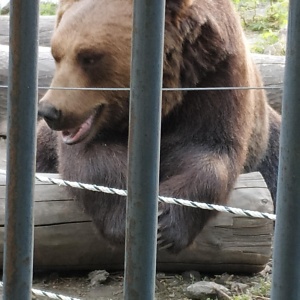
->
<box><xmin>38</xmin><ymin>0</ymin><xmax>227</xmax><ymax>145</ymax></box>
<box><xmin>38</xmin><ymin>0</ymin><xmax>134</xmax><ymax>144</ymax></box>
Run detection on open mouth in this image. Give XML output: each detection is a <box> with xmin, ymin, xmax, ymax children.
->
<box><xmin>61</xmin><ymin>105</ymin><xmax>103</xmax><ymax>145</ymax></box>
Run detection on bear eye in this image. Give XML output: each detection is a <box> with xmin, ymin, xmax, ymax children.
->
<box><xmin>81</xmin><ymin>56</ymin><xmax>96</xmax><ymax>65</ymax></box>
<box><xmin>77</xmin><ymin>51</ymin><xmax>104</xmax><ymax>69</ymax></box>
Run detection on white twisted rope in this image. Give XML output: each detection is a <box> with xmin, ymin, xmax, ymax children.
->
<box><xmin>0</xmin><ymin>281</ymin><xmax>81</xmax><ymax>300</ymax></box>
<box><xmin>0</xmin><ymin>169</ymin><xmax>276</xmax><ymax>221</ymax></box>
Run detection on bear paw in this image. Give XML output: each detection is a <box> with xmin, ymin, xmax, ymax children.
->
<box><xmin>157</xmin><ymin>203</ymin><xmax>196</xmax><ymax>253</ymax></box>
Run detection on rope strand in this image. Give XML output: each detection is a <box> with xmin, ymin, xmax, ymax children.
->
<box><xmin>0</xmin><ymin>281</ymin><xmax>81</xmax><ymax>300</ymax></box>
<box><xmin>0</xmin><ymin>169</ymin><xmax>276</xmax><ymax>220</ymax></box>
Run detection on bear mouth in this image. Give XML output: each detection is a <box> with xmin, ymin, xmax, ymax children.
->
<box><xmin>61</xmin><ymin>105</ymin><xmax>103</xmax><ymax>145</ymax></box>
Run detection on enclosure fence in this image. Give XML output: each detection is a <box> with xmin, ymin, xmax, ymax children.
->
<box><xmin>1</xmin><ymin>0</ymin><xmax>300</xmax><ymax>300</ymax></box>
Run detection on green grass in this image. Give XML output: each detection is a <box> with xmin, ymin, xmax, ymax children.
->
<box><xmin>232</xmin><ymin>0</ymin><xmax>288</xmax><ymax>55</ymax></box>
<box><xmin>40</xmin><ymin>2</ymin><xmax>57</xmax><ymax>16</ymax></box>
<box><xmin>231</xmin><ymin>277</ymin><xmax>271</xmax><ymax>300</ymax></box>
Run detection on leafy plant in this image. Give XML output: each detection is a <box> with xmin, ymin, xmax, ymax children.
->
<box><xmin>232</xmin><ymin>0</ymin><xmax>288</xmax><ymax>55</ymax></box>
<box><xmin>230</xmin><ymin>277</ymin><xmax>271</xmax><ymax>300</ymax></box>
<box><xmin>246</xmin><ymin>2</ymin><xmax>287</xmax><ymax>31</ymax></box>
<box><xmin>40</xmin><ymin>2</ymin><xmax>57</xmax><ymax>16</ymax></box>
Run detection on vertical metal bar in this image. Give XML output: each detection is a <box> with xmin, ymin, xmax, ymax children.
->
<box><xmin>124</xmin><ymin>0</ymin><xmax>165</xmax><ymax>299</ymax></box>
<box><xmin>271</xmin><ymin>1</ymin><xmax>300</xmax><ymax>299</ymax></box>
<box><xmin>3</xmin><ymin>1</ymin><xmax>39</xmax><ymax>300</ymax></box>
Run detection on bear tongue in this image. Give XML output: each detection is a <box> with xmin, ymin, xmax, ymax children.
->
<box><xmin>61</xmin><ymin>115</ymin><xmax>93</xmax><ymax>145</ymax></box>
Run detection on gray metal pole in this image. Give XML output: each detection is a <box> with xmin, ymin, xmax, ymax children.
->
<box><xmin>3</xmin><ymin>1</ymin><xmax>39</xmax><ymax>299</ymax></box>
<box><xmin>271</xmin><ymin>1</ymin><xmax>300</xmax><ymax>299</ymax></box>
<box><xmin>124</xmin><ymin>0</ymin><xmax>165</xmax><ymax>299</ymax></box>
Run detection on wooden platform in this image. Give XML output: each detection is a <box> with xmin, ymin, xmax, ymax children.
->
<box><xmin>0</xmin><ymin>139</ymin><xmax>274</xmax><ymax>273</ymax></box>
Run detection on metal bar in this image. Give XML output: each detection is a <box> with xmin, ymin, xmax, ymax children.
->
<box><xmin>3</xmin><ymin>1</ymin><xmax>39</xmax><ymax>299</ymax></box>
<box><xmin>124</xmin><ymin>0</ymin><xmax>165</xmax><ymax>299</ymax></box>
<box><xmin>271</xmin><ymin>1</ymin><xmax>300</xmax><ymax>299</ymax></box>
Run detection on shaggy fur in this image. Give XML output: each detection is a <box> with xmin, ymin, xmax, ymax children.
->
<box><xmin>37</xmin><ymin>0</ymin><xmax>281</xmax><ymax>253</ymax></box>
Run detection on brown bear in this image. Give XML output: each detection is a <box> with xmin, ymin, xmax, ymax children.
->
<box><xmin>37</xmin><ymin>0</ymin><xmax>281</xmax><ymax>253</ymax></box>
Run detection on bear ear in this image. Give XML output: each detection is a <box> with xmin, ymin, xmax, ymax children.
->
<box><xmin>166</xmin><ymin>0</ymin><xmax>195</xmax><ymax>23</ymax></box>
<box><xmin>56</xmin><ymin>0</ymin><xmax>80</xmax><ymax>28</ymax></box>
<box><xmin>175</xmin><ymin>0</ymin><xmax>194</xmax><ymax>8</ymax></box>
<box><xmin>166</xmin><ymin>0</ymin><xmax>195</xmax><ymax>11</ymax></box>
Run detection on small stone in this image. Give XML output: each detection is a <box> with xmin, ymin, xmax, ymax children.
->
<box><xmin>186</xmin><ymin>281</ymin><xmax>230</xmax><ymax>300</ymax></box>
<box><xmin>88</xmin><ymin>270</ymin><xmax>109</xmax><ymax>286</ymax></box>
<box><xmin>156</xmin><ymin>272</ymin><xmax>166</xmax><ymax>279</ymax></box>
<box><xmin>182</xmin><ymin>271</ymin><xmax>201</xmax><ymax>282</ymax></box>
<box><xmin>229</xmin><ymin>281</ymin><xmax>248</xmax><ymax>293</ymax></box>
<box><xmin>260</xmin><ymin>264</ymin><xmax>272</xmax><ymax>276</ymax></box>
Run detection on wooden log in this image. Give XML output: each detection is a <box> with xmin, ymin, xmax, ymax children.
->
<box><xmin>0</xmin><ymin>44</ymin><xmax>285</xmax><ymax>136</ymax></box>
<box><xmin>0</xmin><ymin>16</ymin><xmax>55</xmax><ymax>47</ymax></box>
<box><xmin>0</xmin><ymin>138</ymin><xmax>273</xmax><ymax>273</ymax></box>
<box><xmin>252</xmin><ymin>53</ymin><xmax>285</xmax><ymax>113</ymax></box>
<box><xmin>0</xmin><ymin>45</ymin><xmax>55</xmax><ymax>135</ymax></box>
<box><xmin>0</xmin><ymin>15</ymin><xmax>285</xmax><ymax>134</ymax></box>
<box><xmin>0</xmin><ymin>16</ymin><xmax>10</xmax><ymax>46</ymax></box>
<box><xmin>0</xmin><ymin>16</ymin><xmax>55</xmax><ymax>134</ymax></box>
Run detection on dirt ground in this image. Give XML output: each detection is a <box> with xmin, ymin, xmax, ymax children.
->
<box><xmin>31</xmin><ymin>261</ymin><xmax>272</xmax><ymax>300</ymax></box>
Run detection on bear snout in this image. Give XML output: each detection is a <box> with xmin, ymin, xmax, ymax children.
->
<box><xmin>38</xmin><ymin>102</ymin><xmax>62</xmax><ymax>130</ymax></box>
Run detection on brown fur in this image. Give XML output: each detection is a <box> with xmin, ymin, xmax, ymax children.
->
<box><xmin>37</xmin><ymin>0</ymin><xmax>281</xmax><ymax>252</ymax></box>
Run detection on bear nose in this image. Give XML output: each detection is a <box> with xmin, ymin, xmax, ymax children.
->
<box><xmin>38</xmin><ymin>102</ymin><xmax>61</xmax><ymax>129</ymax></box>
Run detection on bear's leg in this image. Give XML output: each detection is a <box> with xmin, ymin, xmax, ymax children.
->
<box><xmin>36</xmin><ymin>120</ymin><xmax>58</xmax><ymax>173</ymax></box>
<box><xmin>58</xmin><ymin>141</ymin><xmax>128</xmax><ymax>246</ymax></box>
<box><xmin>157</xmin><ymin>147</ymin><xmax>241</xmax><ymax>253</ymax></box>
<box><xmin>256</xmin><ymin>110</ymin><xmax>281</xmax><ymax>206</ymax></box>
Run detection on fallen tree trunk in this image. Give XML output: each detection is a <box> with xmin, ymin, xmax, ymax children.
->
<box><xmin>0</xmin><ymin>16</ymin><xmax>285</xmax><ymax>134</ymax></box>
<box><xmin>0</xmin><ymin>44</ymin><xmax>285</xmax><ymax>136</ymax></box>
<box><xmin>0</xmin><ymin>138</ymin><xmax>273</xmax><ymax>273</ymax></box>
<box><xmin>0</xmin><ymin>16</ymin><xmax>54</xmax><ymax>47</ymax></box>
<box><xmin>252</xmin><ymin>53</ymin><xmax>285</xmax><ymax>113</ymax></box>
<box><xmin>0</xmin><ymin>45</ymin><xmax>55</xmax><ymax>135</ymax></box>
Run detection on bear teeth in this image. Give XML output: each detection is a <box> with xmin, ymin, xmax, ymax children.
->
<box><xmin>61</xmin><ymin>112</ymin><xmax>95</xmax><ymax>145</ymax></box>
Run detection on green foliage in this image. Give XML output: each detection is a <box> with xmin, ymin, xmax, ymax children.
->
<box><xmin>231</xmin><ymin>277</ymin><xmax>271</xmax><ymax>300</ymax></box>
<box><xmin>232</xmin><ymin>295</ymin><xmax>251</xmax><ymax>300</ymax></box>
<box><xmin>245</xmin><ymin>2</ymin><xmax>287</xmax><ymax>32</ymax></box>
<box><xmin>232</xmin><ymin>0</ymin><xmax>288</xmax><ymax>55</ymax></box>
<box><xmin>251</xmin><ymin>30</ymin><xmax>281</xmax><ymax>53</ymax></box>
<box><xmin>1</xmin><ymin>1</ymin><xmax>58</xmax><ymax>15</ymax></box>
<box><xmin>233</xmin><ymin>0</ymin><xmax>288</xmax><ymax>32</ymax></box>
<box><xmin>40</xmin><ymin>2</ymin><xmax>57</xmax><ymax>16</ymax></box>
